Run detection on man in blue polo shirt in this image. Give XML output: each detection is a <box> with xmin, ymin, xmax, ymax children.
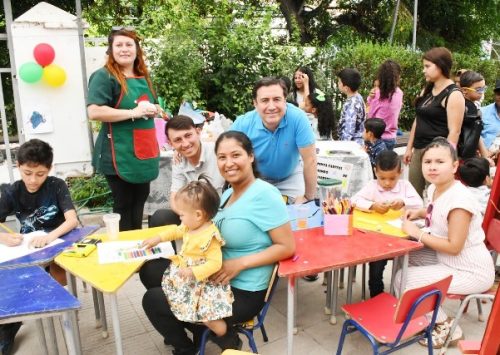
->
<box><xmin>232</xmin><ymin>77</ymin><xmax>317</xmax><ymax>204</ymax></box>
<box><xmin>481</xmin><ymin>79</ymin><xmax>500</xmax><ymax>153</ymax></box>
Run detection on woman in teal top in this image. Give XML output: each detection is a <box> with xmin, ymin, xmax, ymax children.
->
<box><xmin>87</xmin><ymin>28</ymin><xmax>160</xmax><ymax>231</ymax></box>
<box><xmin>142</xmin><ymin>131</ymin><xmax>295</xmax><ymax>354</ymax></box>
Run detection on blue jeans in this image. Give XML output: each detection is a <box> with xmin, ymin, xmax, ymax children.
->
<box><xmin>382</xmin><ymin>138</ymin><xmax>396</xmax><ymax>151</ymax></box>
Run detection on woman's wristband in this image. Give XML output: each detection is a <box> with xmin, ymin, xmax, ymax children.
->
<box><xmin>418</xmin><ymin>230</ymin><xmax>426</xmax><ymax>243</ymax></box>
<box><xmin>128</xmin><ymin>109</ymin><xmax>135</xmax><ymax>119</ymax></box>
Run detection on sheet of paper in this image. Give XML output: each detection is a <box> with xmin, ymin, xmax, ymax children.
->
<box><xmin>97</xmin><ymin>240</ymin><xmax>175</xmax><ymax>264</ymax></box>
<box><xmin>386</xmin><ymin>218</ymin><xmax>425</xmax><ymax>230</ymax></box>
<box><xmin>386</xmin><ymin>218</ymin><xmax>403</xmax><ymax>229</ymax></box>
<box><xmin>0</xmin><ymin>231</ymin><xmax>63</xmax><ymax>263</ymax></box>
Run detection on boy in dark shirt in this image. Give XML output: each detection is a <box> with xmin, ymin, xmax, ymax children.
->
<box><xmin>363</xmin><ymin>118</ymin><xmax>388</xmax><ymax>174</ymax></box>
<box><xmin>0</xmin><ymin>139</ymin><xmax>78</xmax><ymax>355</ymax></box>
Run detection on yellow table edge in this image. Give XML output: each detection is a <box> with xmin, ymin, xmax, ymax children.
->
<box><xmin>55</xmin><ymin>226</ymin><xmax>175</xmax><ymax>293</ymax></box>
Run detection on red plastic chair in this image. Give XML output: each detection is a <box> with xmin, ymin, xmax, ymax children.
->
<box><xmin>456</xmin><ymin>284</ymin><xmax>500</xmax><ymax>355</ymax></box>
<box><xmin>441</xmin><ymin>178</ymin><xmax>500</xmax><ymax>353</ymax></box>
<box><xmin>336</xmin><ymin>275</ymin><xmax>452</xmax><ymax>355</ymax></box>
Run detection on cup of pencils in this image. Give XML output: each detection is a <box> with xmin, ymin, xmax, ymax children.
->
<box><xmin>322</xmin><ymin>196</ymin><xmax>353</xmax><ymax>236</ymax></box>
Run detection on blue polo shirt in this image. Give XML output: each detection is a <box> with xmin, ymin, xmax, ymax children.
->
<box><xmin>480</xmin><ymin>103</ymin><xmax>500</xmax><ymax>149</ymax></box>
<box><xmin>232</xmin><ymin>103</ymin><xmax>315</xmax><ymax>180</ymax></box>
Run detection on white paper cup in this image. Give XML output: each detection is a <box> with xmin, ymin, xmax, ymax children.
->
<box><xmin>102</xmin><ymin>213</ymin><xmax>120</xmax><ymax>240</ymax></box>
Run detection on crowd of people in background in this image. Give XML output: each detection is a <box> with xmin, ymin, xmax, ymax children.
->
<box><xmin>1</xmin><ymin>24</ymin><xmax>498</xmax><ymax>355</ymax></box>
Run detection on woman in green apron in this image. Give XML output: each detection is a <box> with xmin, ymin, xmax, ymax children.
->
<box><xmin>87</xmin><ymin>27</ymin><xmax>160</xmax><ymax>231</ymax></box>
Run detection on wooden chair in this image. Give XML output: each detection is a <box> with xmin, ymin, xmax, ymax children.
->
<box><xmin>336</xmin><ymin>275</ymin><xmax>452</xmax><ymax>355</ymax></box>
<box><xmin>199</xmin><ymin>265</ymin><xmax>279</xmax><ymax>354</ymax></box>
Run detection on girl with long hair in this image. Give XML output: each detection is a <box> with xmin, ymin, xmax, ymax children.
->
<box><xmin>304</xmin><ymin>90</ymin><xmax>336</xmax><ymax>139</ymax></box>
<box><xmin>403</xmin><ymin>47</ymin><xmax>465</xmax><ymax>197</ymax></box>
<box><xmin>291</xmin><ymin>66</ymin><xmax>318</xmax><ymax>109</ymax></box>
<box><xmin>367</xmin><ymin>60</ymin><xmax>403</xmax><ymax>150</ymax></box>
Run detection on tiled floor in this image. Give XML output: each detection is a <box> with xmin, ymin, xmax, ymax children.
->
<box><xmin>11</xmin><ymin>263</ymin><xmax>493</xmax><ymax>355</ymax></box>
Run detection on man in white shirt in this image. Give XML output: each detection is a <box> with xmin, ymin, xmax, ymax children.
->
<box><xmin>149</xmin><ymin>115</ymin><xmax>225</xmax><ymax>241</ymax></box>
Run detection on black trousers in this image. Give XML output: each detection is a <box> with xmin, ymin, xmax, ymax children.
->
<box><xmin>140</xmin><ymin>259</ymin><xmax>266</xmax><ymax>354</ymax></box>
<box><xmin>105</xmin><ymin>175</ymin><xmax>150</xmax><ymax>231</ymax></box>
<box><xmin>368</xmin><ymin>259</ymin><xmax>388</xmax><ymax>298</ymax></box>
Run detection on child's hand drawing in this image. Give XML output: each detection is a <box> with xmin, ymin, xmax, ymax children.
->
<box><xmin>371</xmin><ymin>202</ymin><xmax>390</xmax><ymax>214</ymax></box>
<box><xmin>30</xmin><ymin>233</ymin><xmax>55</xmax><ymax>248</ymax></box>
<box><xmin>389</xmin><ymin>199</ymin><xmax>405</xmax><ymax>211</ymax></box>
<box><xmin>141</xmin><ymin>236</ymin><xmax>161</xmax><ymax>249</ymax></box>
<box><xmin>0</xmin><ymin>233</ymin><xmax>23</xmax><ymax>247</ymax></box>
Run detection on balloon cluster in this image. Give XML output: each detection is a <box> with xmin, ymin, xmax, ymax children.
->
<box><xmin>19</xmin><ymin>43</ymin><xmax>67</xmax><ymax>87</ymax></box>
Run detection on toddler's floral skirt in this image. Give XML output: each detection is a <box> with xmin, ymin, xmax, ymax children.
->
<box><xmin>161</xmin><ymin>263</ymin><xmax>233</xmax><ymax>322</ymax></box>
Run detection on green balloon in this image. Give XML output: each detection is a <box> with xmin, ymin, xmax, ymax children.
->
<box><xmin>19</xmin><ymin>62</ymin><xmax>43</xmax><ymax>83</ymax></box>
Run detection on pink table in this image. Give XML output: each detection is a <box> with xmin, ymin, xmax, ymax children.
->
<box><xmin>279</xmin><ymin>227</ymin><xmax>423</xmax><ymax>355</ymax></box>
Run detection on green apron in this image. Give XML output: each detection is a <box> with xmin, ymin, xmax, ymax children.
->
<box><xmin>108</xmin><ymin>77</ymin><xmax>159</xmax><ymax>183</ymax></box>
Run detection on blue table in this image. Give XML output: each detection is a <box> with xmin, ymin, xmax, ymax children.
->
<box><xmin>0</xmin><ymin>225</ymin><xmax>99</xmax><ymax>269</ymax></box>
<box><xmin>0</xmin><ymin>266</ymin><xmax>82</xmax><ymax>354</ymax></box>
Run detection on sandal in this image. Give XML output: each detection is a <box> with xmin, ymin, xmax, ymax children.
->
<box><xmin>418</xmin><ymin>319</ymin><xmax>463</xmax><ymax>349</ymax></box>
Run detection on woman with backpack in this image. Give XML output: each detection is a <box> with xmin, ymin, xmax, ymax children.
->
<box><xmin>459</xmin><ymin>70</ymin><xmax>493</xmax><ymax>162</ymax></box>
<box><xmin>403</xmin><ymin>47</ymin><xmax>465</xmax><ymax>197</ymax></box>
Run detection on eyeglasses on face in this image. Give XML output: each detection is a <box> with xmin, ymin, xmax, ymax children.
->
<box><xmin>424</xmin><ymin>203</ymin><xmax>433</xmax><ymax>228</ymax></box>
<box><xmin>462</xmin><ymin>86</ymin><xmax>487</xmax><ymax>94</ymax></box>
<box><xmin>112</xmin><ymin>26</ymin><xmax>135</xmax><ymax>32</ymax></box>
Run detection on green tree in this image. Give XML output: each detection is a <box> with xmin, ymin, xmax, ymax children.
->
<box><xmin>277</xmin><ymin>0</ymin><xmax>500</xmax><ymax>53</ymax></box>
<box><xmin>146</xmin><ymin>1</ymin><xmax>305</xmax><ymax>117</ymax></box>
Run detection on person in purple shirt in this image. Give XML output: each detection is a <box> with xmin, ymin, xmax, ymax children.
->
<box><xmin>367</xmin><ymin>60</ymin><xmax>403</xmax><ymax>150</ymax></box>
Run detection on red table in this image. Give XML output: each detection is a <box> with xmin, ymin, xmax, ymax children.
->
<box><xmin>278</xmin><ymin>227</ymin><xmax>423</xmax><ymax>355</ymax></box>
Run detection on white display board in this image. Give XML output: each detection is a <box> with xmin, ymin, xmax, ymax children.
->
<box><xmin>11</xmin><ymin>2</ymin><xmax>93</xmax><ymax>179</ymax></box>
<box><xmin>317</xmin><ymin>156</ymin><xmax>353</xmax><ymax>193</ymax></box>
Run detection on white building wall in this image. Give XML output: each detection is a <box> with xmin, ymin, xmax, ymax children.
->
<box><xmin>11</xmin><ymin>2</ymin><xmax>93</xmax><ymax>179</ymax></box>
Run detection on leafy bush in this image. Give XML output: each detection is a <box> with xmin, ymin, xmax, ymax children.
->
<box><xmin>148</xmin><ymin>12</ymin><xmax>500</xmax><ymax>131</ymax></box>
<box><xmin>148</xmin><ymin>1</ymin><xmax>305</xmax><ymax>118</ymax></box>
<box><xmin>67</xmin><ymin>174</ymin><xmax>112</xmax><ymax>210</ymax></box>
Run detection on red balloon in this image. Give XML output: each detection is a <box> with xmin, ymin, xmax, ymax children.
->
<box><xmin>33</xmin><ymin>43</ymin><xmax>55</xmax><ymax>67</ymax></box>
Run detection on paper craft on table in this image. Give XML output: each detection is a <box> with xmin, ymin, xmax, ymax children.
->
<box><xmin>97</xmin><ymin>240</ymin><xmax>175</xmax><ymax>264</ymax></box>
<box><xmin>386</xmin><ymin>218</ymin><xmax>403</xmax><ymax>229</ymax></box>
<box><xmin>386</xmin><ymin>218</ymin><xmax>426</xmax><ymax>230</ymax></box>
<box><xmin>0</xmin><ymin>231</ymin><xmax>63</xmax><ymax>264</ymax></box>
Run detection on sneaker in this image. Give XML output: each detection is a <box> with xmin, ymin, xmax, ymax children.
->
<box><xmin>303</xmin><ymin>274</ymin><xmax>319</xmax><ymax>282</ymax></box>
<box><xmin>418</xmin><ymin>319</ymin><xmax>463</xmax><ymax>349</ymax></box>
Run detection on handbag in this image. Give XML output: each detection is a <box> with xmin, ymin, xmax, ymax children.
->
<box><xmin>444</xmin><ymin>88</ymin><xmax>482</xmax><ymax>159</ymax></box>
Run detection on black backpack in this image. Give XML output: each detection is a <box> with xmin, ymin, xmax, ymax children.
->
<box><xmin>444</xmin><ymin>88</ymin><xmax>483</xmax><ymax>159</ymax></box>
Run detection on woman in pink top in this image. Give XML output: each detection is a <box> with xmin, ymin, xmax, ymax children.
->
<box><xmin>367</xmin><ymin>60</ymin><xmax>403</xmax><ymax>150</ymax></box>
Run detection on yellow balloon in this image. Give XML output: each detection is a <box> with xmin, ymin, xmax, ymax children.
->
<box><xmin>42</xmin><ymin>64</ymin><xmax>66</xmax><ymax>87</ymax></box>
